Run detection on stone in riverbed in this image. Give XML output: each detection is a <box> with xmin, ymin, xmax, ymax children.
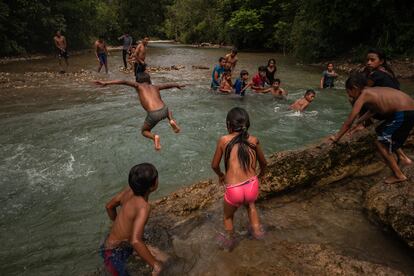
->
<box><xmin>364</xmin><ymin>173</ymin><xmax>414</xmax><ymax>249</ymax></box>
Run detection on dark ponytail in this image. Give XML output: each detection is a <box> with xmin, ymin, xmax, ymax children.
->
<box><xmin>224</xmin><ymin>107</ymin><xmax>256</xmax><ymax>172</ymax></box>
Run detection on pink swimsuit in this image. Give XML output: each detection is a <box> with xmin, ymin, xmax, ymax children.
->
<box><xmin>224</xmin><ymin>175</ymin><xmax>259</xmax><ymax>207</ymax></box>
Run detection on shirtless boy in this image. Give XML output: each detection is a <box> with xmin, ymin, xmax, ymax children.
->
<box><xmin>102</xmin><ymin>163</ymin><xmax>166</xmax><ymax>275</ymax></box>
<box><xmin>330</xmin><ymin>73</ymin><xmax>414</xmax><ymax>184</ymax></box>
<box><xmin>270</xmin><ymin>79</ymin><xmax>287</xmax><ymax>99</ymax></box>
<box><xmin>224</xmin><ymin>47</ymin><xmax>238</xmax><ymax>71</ymax></box>
<box><xmin>95</xmin><ymin>36</ymin><xmax>108</xmax><ymax>73</ymax></box>
<box><xmin>94</xmin><ymin>73</ymin><xmax>183</xmax><ymax>151</ymax></box>
<box><xmin>53</xmin><ymin>31</ymin><xmax>68</xmax><ymax>73</ymax></box>
<box><xmin>289</xmin><ymin>89</ymin><xmax>315</xmax><ymax>111</ymax></box>
<box><xmin>133</xmin><ymin>37</ymin><xmax>149</xmax><ymax>77</ymax></box>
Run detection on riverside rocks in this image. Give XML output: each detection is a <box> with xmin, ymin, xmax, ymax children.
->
<box><xmin>364</xmin><ymin>174</ymin><xmax>414</xmax><ymax>249</ymax></box>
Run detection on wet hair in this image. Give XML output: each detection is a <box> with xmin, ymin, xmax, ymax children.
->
<box><xmin>268</xmin><ymin>58</ymin><xmax>276</xmax><ymax>66</ymax></box>
<box><xmin>258</xmin><ymin>65</ymin><xmax>267</xmax><ymax>72</ymax></box>
<box><xmin>274</xmin><ymin>78</ymin><xmax>281</xmax><ymax>84</ymax></box>
<box><xmin>345</xmin><ymin>72</ymin><xmax>368</xmax><ymax>90</ymax></box>
<box><xmin>136</xmin><ymin>72</ymin><xmax>151</xmax><ymax>84</ymax></box>
<box><xmin>231</xmin><ymin>47</ymin><xmax>238</xmax><ymax>54</ymax></box>
<box><xmin>224</xmin><ymin>107</ymin><xmax>256</xmax><ymax>172</ymax></box>
<box><xmin>240</xmin><ymin>70</ymin><xmax>248</xmax><ymax>77</ymax></box>
<box><xmin>305</xmin><ymin>89</ymin><xmax>316</xmax><ymax>96</ymax></box>
<box><xmin>219</xmin><ymin>57</ymin><xmax>225</xmax><ymax>62</ymax></box>
<box><xmin>128</xmin><ymin>163</ymin><xmax>158</xmax><ymax>196</ymax></box>
<box><xmin>367</xmin><ymin>48</ymin><xmax>398</xmax><ymax>82</ymax></box>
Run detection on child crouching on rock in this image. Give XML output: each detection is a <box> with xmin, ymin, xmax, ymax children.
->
<box><xmin>330</xmin><ymin>73</ymin><xmax>414</xmax><ymax>184</ymax></box>
<box><xmin>211</xmin><ymin>107</ymin><xmax>267</xmax><ymax>250</ymax></box>
<box><xmin>101</xmin><ymin>163</ymin><xmax>168</xmax><ymax>275</ymax></box>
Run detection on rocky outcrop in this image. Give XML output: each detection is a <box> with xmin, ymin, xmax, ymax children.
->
<box><xmin>151</xmin><ymin>129</ymin><xmax>381</xmax><ymax>225</ymax></box>
<box><xmin>364</xmin><ymin>176</ymin><xmax>414</xmax><ymax>249</ymax></box>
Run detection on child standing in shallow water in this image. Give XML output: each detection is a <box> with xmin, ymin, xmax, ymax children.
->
<box><xmin>211</xmin><ymin>107</ymin><xmax>267</xmax><ymax>249</ymax></box>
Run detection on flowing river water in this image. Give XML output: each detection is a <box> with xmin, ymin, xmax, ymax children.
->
<box><xmin>0</xmin><ymin>43</ymin><xmax>414</xmax><ymax>275</ymax></box>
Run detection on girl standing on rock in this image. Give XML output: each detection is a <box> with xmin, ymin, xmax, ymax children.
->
<box><xmin>211</xmin><ymin>107</ymin><xmax>267</xmax><ymax>249</ymax></box>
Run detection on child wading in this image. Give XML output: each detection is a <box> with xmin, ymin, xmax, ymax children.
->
<box><xmin>330</xmin><ymin>73</ymin><xmax>414</xmax><ymax>184</ymax></box>
<box><xmin>94</xmin><ymin>73</ymin><xmax>184</xmax><ymax>151</ymax></box>
<box><xmin>101</xmin><ymin>163</ymin><xmax>167</xmax><ymax>275</ymax></box>
<box><xmin>211</xmin><ymin>107</ymin><xmax>267</xmax><ymax>250</ymax></box>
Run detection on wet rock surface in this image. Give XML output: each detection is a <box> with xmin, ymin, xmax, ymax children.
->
<box><xmin>364</xmin><ymin>169</ymin><xmax>414</xmax><ymax>249</ymax></box>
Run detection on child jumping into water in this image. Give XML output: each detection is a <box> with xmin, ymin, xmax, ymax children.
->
<box><xmin>94</xmin><ymin>73</ymin><xmax>183</xmax><ymax>151</ymax></box>
<box><xmin>289</xmin><ymin>89</ymin><xmax>315</xmax><ymax>111</ymax></box>
<box><xmin>101</xmin><ymin>163</ymin><xmax>167</xmax><ymax>275</ymax></box>
<box><xmin>211</xmin><ymin>107</ymin><xmax>267</xmax><ymax>249</ymax></box>
<box><xmin>330</xmin><ymin>73</ymin><xmax>414</xmax><ymax>184</ymax></box>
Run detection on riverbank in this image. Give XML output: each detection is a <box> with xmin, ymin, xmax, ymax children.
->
<box><xmin>115</xmin><ymin>129</ymin><xmax>414</xmax><ymax>275</ymax></box>
<box><xmin>315</xmin><ymin>57</ymin><xmax>414</xmax><ymax>79</ymax></box>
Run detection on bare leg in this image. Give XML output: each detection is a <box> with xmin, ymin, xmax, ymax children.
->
<box><xmin>167</xmin><ymin>110</ymin><xmax>180</xmax><ymax>133</ymax></box>
<box><xmin>396</xmin><ymin>148</ymin><xmax>412</xmax><ymax>166</ymax></box>
<box><xmin>246</xmin><ymin>203</ymin><xmax>263</xmax><ymax>238</ymax></box>
<box><xmin>375</xmin><ymin>141</ymin><xmax>407</xmax><ymax>184</ymax></box>
<box><xmin>223</xmin><ymin>201</ymin><xmax>238</xmax><ymax>236</ymax></box>
<box><xmin>97</xmin><ymin>63</ymin><xmax>103</xmax><ymax>73</ymax></box>
<box><xmin>104</xmin><ymin>62</ymin><xmax>108</xmax><ymax>74</ymax></box>
<box><xmin>141</xmin><ymin>123</ymin><xmax>161</xmax><ymax>151</ymax></box>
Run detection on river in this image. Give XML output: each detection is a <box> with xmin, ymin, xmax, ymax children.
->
<box><xmin>0</xmin><ymin>43</ymin><xmax>413</xmax><ymax>274</ymax></box>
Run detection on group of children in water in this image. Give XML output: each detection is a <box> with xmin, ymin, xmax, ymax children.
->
<box><xmin>211</xmin><ymin>48</ymin><xmax>317</xmax><ymax>112</ymax></box>
<box><xmin>93</xmin><ymin>47</ymin><xmax>414</xmax><ymax>275</ymax></box>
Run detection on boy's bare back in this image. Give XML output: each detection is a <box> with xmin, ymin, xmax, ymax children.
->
<box><xmin>289</xmin><ymin>98</ymin><xmax>309</xmax><ymax>111</ymax></box>
<box><xmin>356</xmin><ymin>87</ymin><xmax>414</xmax><ymax>115</ymax></box>
<box><xmin>105</xmin><ymin>187</ymin><xmax>150</xmax><ymax>248</ymax></box>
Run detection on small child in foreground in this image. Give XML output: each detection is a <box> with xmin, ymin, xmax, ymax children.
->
<box><xmin>211</xmin><ymin>107</ymin><xmax>267</xmax><ymax>250</ymax></box>
<box><xmin>289</xmin><ymin>89</ymin><xmax>316</xmax><ymax>112</ymax></box>
<box><xmin>269</xmin><ymin>78</ymin><xmax>287</xmax><ymax>99</ymax></box>
<box><xmin>94</xmin><ymin>73</ymin><xmax>184</xmax><ymax>151</ymax></box>
<box><xmin>330</xmin><ymin>73</ymin><xmax>414</xmax><ymax>184</ymax></box>
<box><xmin>101</xmin><ymin>163</ymin><xmax>167</xmax><ymax>275</ymax></box>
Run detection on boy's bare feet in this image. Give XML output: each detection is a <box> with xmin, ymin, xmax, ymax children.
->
<box><xmin>169</xmin><ymin>120</ymin><xmax>180</xmax><ymax>133</ymax></box>
<box><xmin>384</xmin><ymin>175</ymin><xmax>407</xmax><ymax>184</ymax></box>
<box><xmin>154</xmin><ymin>135</ymin><xmax>161</xmax><ymax>151</ymax></box>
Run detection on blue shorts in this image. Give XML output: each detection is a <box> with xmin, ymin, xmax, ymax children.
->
<box><xmin>376</xmin><ymin>111</ymin><xmax>414</xmax><ymax>152</ymax></box>
<box><xmin>98</xmin><ymin>53</ymin><xmax>107</xmax><ymax>65</ymax></box>
<box><xmin>100</xmin><ymin>243</ymin><xmax>133</xmax><ymax>276</ymax></box>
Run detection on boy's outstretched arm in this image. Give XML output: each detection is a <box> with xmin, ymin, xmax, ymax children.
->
<box><xmin>93</xmin><ymin>79</ymin><xmax>138</xmax><ymax>88</ymax></box>
<box><xmin>156</xmin><ymin>83</ymin><xmax>185</xmax><ymax>90</ymax></box>
<box><xmin>131</xmin><ymin>207</ymin><xmax>162</xmax><ymax>273</ymax></box>
<box><xmin>330</xmin><ymin>95</ymin><xmax>366</xmax><ymax>142</ymax></box>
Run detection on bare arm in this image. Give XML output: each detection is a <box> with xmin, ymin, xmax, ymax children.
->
<box><xmin>105</xmin><ymin>188</ymin><xmax>128</xmax><ymax>221</ymax></box>
<box><xmin>95</xmin><ymin>42</ymin><xmax>99</xmax><ymax>58</ymax></box>
<box><xmin>156</xmin><ymin>83</ymin><xmax>185</xmax><ymax>90</ymax></box>
<box><xmin>130</xmin><ymin>207</ymin><xmax>160</xmax><ymax>270</ymax></box>
<box><xmin>255</xmin><ymin>140</ymin><xmax>267</xmax><ymax>178</ymax></box>
<box><xmin>93</xmin><ymin>79</ymin><xmax>139</xmax><ymax>89</ymax></box>
<box><xmin>320</xmin><ymin>76</ymin><xmax>324</xmax><ymax>89</ymax></box>
<box><xmin>211</xmin><ymin>137</ymin><xmax>225</xmax><ymax>184</ymax></box>
<box><xmin>331</xmin><ymin>94</ymin><xmax>366</xmax><ymax>142</ymax></box>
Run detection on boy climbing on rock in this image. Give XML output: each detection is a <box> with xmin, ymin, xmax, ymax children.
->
<box><xmin>330</xmin><ymin>73</ymin><xmax>414</xmax><ymax>184</ymax></box>
<box><xmin>94</xmin><ymin>73</ymin><xmax>184</xmax><ymax>151</ymax></box>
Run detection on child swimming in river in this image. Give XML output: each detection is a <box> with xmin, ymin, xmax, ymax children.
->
<box><xmin>94</xmin><ymin>72</ymin><xmax>184</xmax><ymax>151</ymax></box>
<box><xmin>219</xmin><ymin>70</ymin><xmax>233</xmax><ymax>94</ymax></box>
<box><xmin>211</xmin><ymin>107</ymin><xmax>267</xmax><ymax>249</ymax></box>
<box><xmin>101</xmin><ymin>163</ymin><xmax>167</xmax><ymax>275</ymax></box>
<box><xmin>289</xmin><ymin>89</ymin><xmax>316</xmax><ymax>112</ymax></box>
<box><xmin>270</xmin><ymin>78</ymin><xmax>287</xmax><ymax>99</ymax></box>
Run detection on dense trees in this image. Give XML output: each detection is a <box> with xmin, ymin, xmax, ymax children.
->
<box><xmin>0</xmin><ymin>0</ymin><xmax>413</xmax><ymax>61</ymax></box>
<box><xmin>165</xmin><ymin>0</ymin><xmax>414</xmax><ymax>61</ymax></box>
